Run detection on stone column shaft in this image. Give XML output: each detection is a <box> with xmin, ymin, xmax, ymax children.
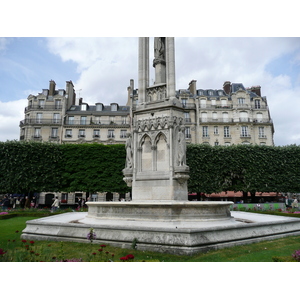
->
<box><xmin>138</xmin><ymin>37</ymin><xmax>149</xmax><ymax>104</ymax></box>
<box><xmin>166</xmin><ymin>37</ymin><xmax>176</xmax><ymax>100</ymax></box>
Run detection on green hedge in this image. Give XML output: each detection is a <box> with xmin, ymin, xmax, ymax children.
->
<box><xmin>1</xmin><ymin>141</ymin><xmax>300</xmax><ymax>195</ymax></box>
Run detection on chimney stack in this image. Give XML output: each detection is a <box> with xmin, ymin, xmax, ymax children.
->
<box><xmin>223</xmin><ymin>81</ymin><xmax>231</xmax><ymax>95</ymax></box>
<box><xmin>188</xmin><ymin>80</ymin><xmax>197</xmax><ymax>95</ymax></box>
<box><xmin>250</xmin><ymin>86</ymin><xmax>261</xmax><ymax>97</ymax></box>
<box><xmin>49</xmin><ymin>80</ymin><xmax>56</xmax><ymax>96</ymax></box>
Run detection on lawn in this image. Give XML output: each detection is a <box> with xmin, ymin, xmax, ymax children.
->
<box><xmin>1</xmin><ymin>213</ymin><xmax>300</xmax><ymax>262</ymax></box>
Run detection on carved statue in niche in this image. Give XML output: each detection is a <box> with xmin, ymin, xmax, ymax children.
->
<box><xmin>154</xmin><ymin>37</ymin><xmax>165</xmax><ymax>61</ymax></box>
<box><xmin>125</xmin><ymin>133</ymin><xmax>133</xmax><ymax>169</ymax></box>
<box><xmin>177</xmin><ymin>126</ymin><xmax>187</xmax><ymax>167</ymax></box>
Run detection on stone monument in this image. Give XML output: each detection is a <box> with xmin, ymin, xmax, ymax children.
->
<box><xmin>123</xmin><ymin>37</ymin><xmax>190</xmax><ymax>201</ymax></box>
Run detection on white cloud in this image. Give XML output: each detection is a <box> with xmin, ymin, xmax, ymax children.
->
<box><xmin>0</xmin><ymin>99</ymin><xmax>27</xmax><ymax>141</ymax></box>
<box><xmin>1</xmin><ymin>37</ymin><xmax>300</xmax><ymax>145</ymax></box>
<box><xmin>46</xmin><ymin>37</ymin><xmax>138</xmax><ymax>105</ymax></box>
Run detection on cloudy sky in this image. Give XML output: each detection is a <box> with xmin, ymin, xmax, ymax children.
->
<box><xmin>1</xmin><ymin>36</ymin><xmax>299</xmax><ymax>145</ymax></box>
<box><xmin>1</xmin><ymin>2</ymin><xmax>299</xmax><ymax>146</ymax></box>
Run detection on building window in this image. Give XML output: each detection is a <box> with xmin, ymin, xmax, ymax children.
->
<box><xmin>185</xmin><ymin>127</ymin><xmax>191</xmax><ymax>139</ymax></box>
<box><xmin>93</xmin><ymin>129</ymin><xmax>100</xmax><ymax>138</ymax></box>
<box><xmin>241</xmin><ymin>126</ymin><xmax>249</xmax><ymax>137</ymax></box>
<box><xmin>78</xmin><ymin>129</ymin><xmax>85</xmax><ymax>138</ymax></box>
<box><xmin>208</xmin><ymin>90</ymin><xmax>214</xmax><ymax>96</ymax></box>
<box><xmin>221</xmin><ymin>99</ymin><xmax>227</xmax><ymax>107</ymax></box>
<box><xmin>214</xmin><ymin>141</ymin><xmax>219</xmax><ymax>146</ymax></box>
<box><xmin>225</xmin><ymin>142</ymin><xmax>231</xmax><ymax>146</ymax></box>
<box><xmin>201</xmin><ymin>112</ymin><xmax>207</xmax><ymax>122</ymax></box>
<box><xmin>122</xmin><ymin>116</ymin><xmax>127</xmax><ymax>124</ymax></box>
<box><xmin>68</xmin><ymin>116</ymin><xmax>74</xmax><ymax>125</ymax></box>
<box><xmin>109</xmin><ymin>116</ymin><xmax>115</xmax><ymax>124</ymax></box>
<box><xmin>181</xmin><ymin>98</ymin><xmax>187</xmax><ymax>107</ymax></box>
<box><xmin>51</xmin><ymin>128</ymin><xmax>58</xmax><ymax>138</ymax></box>
<box><xmin>65</xmin><ymin>129</ymin><xmax>72</xmax><ymax>138</ymax></box>
<box><xmin>255</xmin><ymin>99</ymin><xmax>261</xmax><ymax>109</ymax></box>
<box><xmin>200</xmin><ymin>99</ymin><xmax>206</xmax><ymax>108</ymax></box>
<box><xmin>111</xmin><ymin>104</ymin><xmax>118</xmax><ymax>111</ymax></box>
<box><xmin>53</xmin><ymin>113</ymin><xmax>60</xmax><ymax>124</ymax></box>
<box><xmin>184</xmin><ymin>112</ymin><xmax>190</xmax><ymax>122</ymax></box>
<box><xmin>80</xmin><ymin>116</ymin><xmax>87</xmax><ymax>125</ymax></box>
<box><xmin>214</xmin><ymin>126</ymin><xmax>219</xmax><ymax>135</ymax></box>
<box><xmin>120</xmin><ymin>130</ymin><xmax>127</xmax><ymax>138</ymax></box>
<box><xmin>95</xmin><ymin>116</ymin><xmax>101</xmax><ymax>124</ymax></box>
<box><xmin>38</xmin><ymin>99</ymin><xmax>45</xmax><ymax>108</ymax></box>
<box><xmin>212</xmin><ymin>112</ymin><xmax>218</xmax><ymax>120</ymax></box>
<box><xmin>222</xmin><ymin>112</ymin><xmax>229</xmax><ymax>122</ymax></box>
<box><xmin>259</xmin><ymin>127</ymin><xmax>265</xmax><ymax>138</ymax></box>
<box><xmin>238</xmin><ymin>98</ymin><xmax>245</xmax><ymax>105</ymax></box>
<box><xmin>55</xmin><ymin>100</ymin><xmax>61</xmax><ymax>109</ymax></box>
<box><xmin>202</xmin><ymin>126</ymin><xmax>209</xmax><ymax>137</ymax></box>
<box><xmin>96</xmin><ymin>103</ymin><xmax>103</xmax><ymax>111</ymax></box>
<box><xmin>108</xmin><ymin>129</ymin><xmax>115</xmax><ymax>138</ymax></box>
<box><xmin>34</xmin><ymin>128</ymin><xmax>41</xmax><ymax>138</ymax></box>
<box><xmin>36</xmin><ymin>113</ymin><xmax>43</xmax><ymax>124</ymax></box>
<box><xmin>224</xmin><ymin>126</ymin><xmax>230</xmax><ymax>138</ymax></box>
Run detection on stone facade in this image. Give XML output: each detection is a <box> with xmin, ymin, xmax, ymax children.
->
<box><xmin>20</xmin><ymin>80</ymin><xmax>131</xmax><ymax>145</ymax></box>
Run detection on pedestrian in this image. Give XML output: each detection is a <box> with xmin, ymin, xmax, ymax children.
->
<box><xmin>51</xmin><ymin>196</ymin><xmax>60</xmax><ymax>212</ymax></box>
<box><xmin>292</xmin><ymin>197</ymin><xmax>299</xmax><ymax>210</ymax></box>
<box><xmin>24</xmin><ymin>196</ymin><xmax>31</xmax><ymax>209</ymax></box>
<box><xmin>1</xmin><ymin>195</ymin><xmax>10</xmax><ymax>210</ymax></box>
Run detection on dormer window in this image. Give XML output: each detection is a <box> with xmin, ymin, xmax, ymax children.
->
<box><xmin>81</xmin><ymin>103</ymin><xmax>87</xmax><ymax>111</ymax></box>
<box><xmin>96</xmin><ymin>103</ymin><xmax>103</xmax><ymax>111</ymax></box>
<box><xmin>111</xmin><ymin>103</ymin><xmax>118</xmax><ymax>111</ymax></box>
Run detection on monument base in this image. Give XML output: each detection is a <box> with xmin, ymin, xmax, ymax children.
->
<box><xmin>21</xmin><ymin>202</ymin><xmax>300</xmax><ymax>255</ymax></box>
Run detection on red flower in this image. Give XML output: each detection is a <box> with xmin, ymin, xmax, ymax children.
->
<box><xmin>15</xmin><ymin>230</ymin><xmax>19</xmax><ymax>233</ymax></box>
<box><xmin>0</xmin><ymin>249</ymin><xmax>7</xmax><ymax>255</ymax></box>
<box><xmin>98</xmin><ymin>249</ymin><xmax>103</xmax><ymax>252</ymax></box>
<box><xmin>92</xmin><ymin>252</ymin><xmax>96</xmax><ymax>255</ymax></box>
<box><xmin>126</xmin><ymin>254</ymin><xmax>134</xmax><ymax>260</ymax></box>
<box><xmin>105</xmin><ymin>251</ymin><xmax>109</xmax><ymax>255</ymax></box>
<box><xmin>29</xmin><ymin>241</ymin><xmax>35</xmax><ymax>244</ymax></box>
<box><xmin>22</xmin><ymin>239</ymin><xmax>27</xmax><ymax>243</ymax></box>
<box><xmin>100</xmin><ymin>244</ymin><xmax>106</xmax><ymax>248</ymax></box>
<box><xmin>35</xmin><ymin>253</ymin><xmax>40</xmax><ymax>256</ymax></box>
<box><xmin>120</xmin><ymin>256</ymin><xmax>128</xmax><ymax>261</ymax></box>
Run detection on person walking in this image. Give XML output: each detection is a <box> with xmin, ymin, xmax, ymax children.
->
<box><xmin>51</xmin><ymin>196</ymin><xmax>60</xmax><ymax>212</ymax></box>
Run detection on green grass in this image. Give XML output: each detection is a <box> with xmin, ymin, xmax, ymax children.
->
<box><xmin>1</xmin><ymin>214</ymin><xmax>300</xmax><ymax>262</ymax></box>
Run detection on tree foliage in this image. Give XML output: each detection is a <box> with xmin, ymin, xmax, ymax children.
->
<box><xmin>1</xmin><ymin>141</ymin><xmax>300</xmax><ymax>196</ymax></box>
<box><xmin>60</xmin><ymin>143</ymin><xmax>129</xmax><ymax>193</ymax></box>
<box><xmin>187</xmin><ymin>144</ymin><xmax>300</xmax><ymax>194</ymax></box>
<box><xmin>0</xmin><ymin>141</ymin><xmax>63</xmax><ymax>193</ymax></box>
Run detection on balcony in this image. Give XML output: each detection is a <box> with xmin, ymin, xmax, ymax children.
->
<box><xmin>64</xmin><ymin>120</ymin><xmax>130</xmax><ymax>127</ymax></box>
<box><xmin>240</xmin><ymin>134</ymin><xmax>251</xmax><ymax>138</ymax></box>
<box><xmin>25</xmin><ymin>105</ymin><xmax>63</xmax><ymax>112</ymax></box>
<box><xmin>199</xmin><ymin>104</ymin><xmax>233</xmax><ymax>109</ymax></box>
<box><xmin>253</xmin><ymin>119</ymin><xmax>273</xmax><ymax>123</ymax></box>
<box><xmin>200</xmin><ymin>118</ymin><xmax>234</xmax><ymax>123</ymax></box>
<box><xmin>31</xmin><ymin>135</ymin><xmax>42</xmax><ymax>140</ymax></box>
<box><xmin>20</xmin><ymin>119</ymin><xmax>62</xmax><ymax>125</ymax></box>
